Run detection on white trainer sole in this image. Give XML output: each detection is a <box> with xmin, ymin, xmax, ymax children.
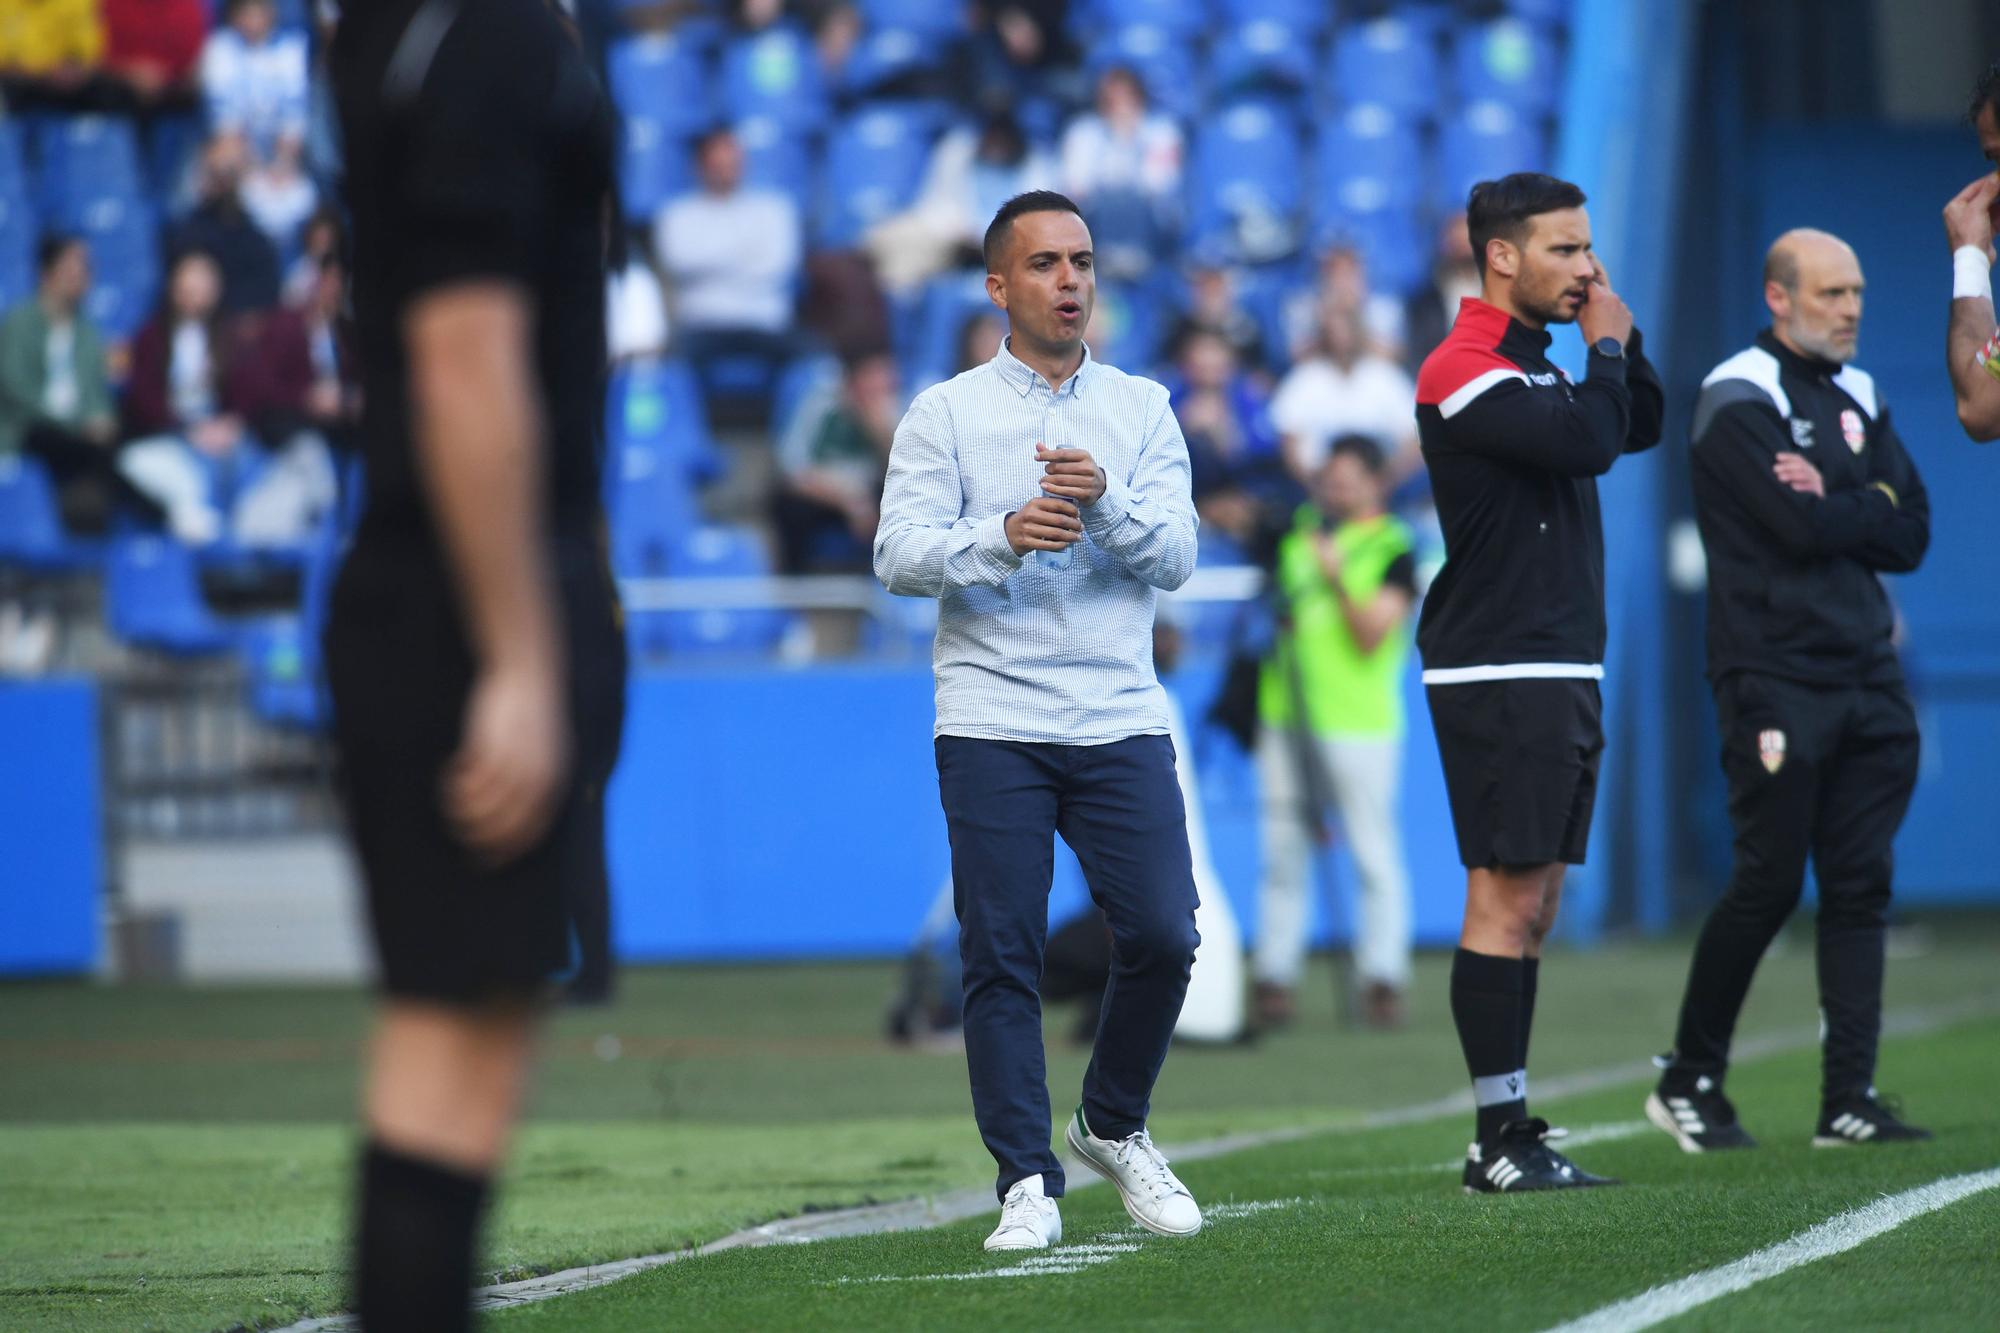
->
<box><xmin>1645</xmin><ymin>1091</ymin><xmax>1706</xmax><ymax>1154</ymax></box>
<box><xmin>1064</xmin><ymin>1120</ymin><xmax>1202</xmax><ymax>1237</ymax></box>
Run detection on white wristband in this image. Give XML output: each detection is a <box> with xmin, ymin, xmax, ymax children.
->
<box><xmin>1954</xmin><ymin>245</ymin><xmax>1994</xmax><ymax>303</ymax></box>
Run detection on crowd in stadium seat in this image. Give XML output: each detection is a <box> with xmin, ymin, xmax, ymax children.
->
<box><xmin>0</xmin><ymin>0</ymin><xmax>1567</xmax><ymax>677</ymax></box>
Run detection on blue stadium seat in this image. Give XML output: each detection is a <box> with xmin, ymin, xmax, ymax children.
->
<box><xmin>1075</xmin><ymin>0</ymin><xmax>1208</xmax><ymax>38</ymax></box>
<box><xmin>609</xmin><ymin>452</ymin><xmax>700</xmax><ymax>580</ymax></box>
<box><xmin>721</xmin><ymin>24</ymin><xmax>827</xmax><ymax>132</ymax></box>
<box><xmin>1217</xmin><ymin>0</ymin><xmax>1328</xmax><ymax>38</ymax></box>
<box><xmin>659</xmin><ymin>525</ymin><xmax>791</xmax><ymax>657</ymax></box>
<box><xmin>815</xmin><ymin>106</ymin><xmax>933</xmax><ymax>248</ymax></box>
<box><xmin>33</xmin><ymin>116</ymin><xmax>144</xmax><ymax>220</ymax></box>
<box><xmin>1501</xmin><ymin>0</ymin><xmax>1572</xmax><ymax>31</ymax></box>
<box><xmin>0</xmin><ymin>119</ymin><xmax>25</xmax><ymax>201</ymax></box>
<box><xmin>1323</xmin><ymin>204</ymin><xmax>1429</xmax><ymax>296</ymax></box>
<box><xmin>0</xmin><ymin>457</ymin><xmax>94</xmax><ymax>571</ymax></box>
<box><xmin>607</xmin><ymin>359</ymin><xmax>724</xmax><ymax>488</ymax></box>
<box><xmin>734</xmin><ymin>114</ymin><xmax>813</xmax><ymax>216</ymax></box>
<box><xmin>1439</xmin><ymin>101</ymin><xmax>1551</xmax><ymax>208</ymax></box>
<box><xmin>70</xmin><ymin>197</ymin><xmax>159</xmax><ymax>340</ymax></box>
<box><xmin>906</xmin><ymin>271</ymin><xmax>995</xmax><ymax>393</ymax></box>
<box><xmin>1087</xmin><ymin>24</ymin><xmax>1203</xmax><ymax>120</ymax></box>
<box><xmin>1210</xmin><ymin>21</ymin><xmax>1314</xmax><ymax>100</ymax></box>
<box><xmin>1314</xmin><ymin>103</ymin><xmax>1428</xmax><ymax>214</ymax></box>
<box><xmin>608</xmin><ymin>33</ymin><xmax>717</xmax><ymax>137</ymax></box>
<box><xmin>0</xmin><ymin>192</ymin><xmax>35</xmax><ymax>311</ymax></box>
<box><xmin>242</xmin><ymin>522</ymin><xmax>340</xmax><ymax>730</ymax></box>
<box><xmin>1452</xmin><ymin>18</ymin><xmax>1563</xmax><ymax>119</ymax></box>
<box><xmin>841</xmin><ymin>24</ymin><xmax>948</xmax><ymax>97</ymax></box>
<box><xmin>618</xmin><ymin>115</ymin><xmax>698</xmax><ymax>223</ymax></box>
<box><xmin>143</xmin><ymin>110</ymin><xmax>205</xmax><ymax>209</ymax></box>
<box><xmin>856</xmin><ymin>0</ymin><xmax>968</xmax><ymax>36</ymax></box>
<box><xmin>1186</xmin><ymin>100</ymin><xmax>1305</xmax><ymax>264</ymax></box>
<box><xmin>106</xmin><ymin>535</ymin><xmax>235</xmax><ymax>656</ymax></box>
<box><xmin>1328</xmin><ymin>17</ymin><xmax>1444</xmax><ymax>122</ymax></box>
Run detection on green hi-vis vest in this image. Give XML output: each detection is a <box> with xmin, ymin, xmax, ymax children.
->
<box><xmin>1257</xmin><ymin>508</ymin><xmax>1414</xmax><ymax>738</ymax></box>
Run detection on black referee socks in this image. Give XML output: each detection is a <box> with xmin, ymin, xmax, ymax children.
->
<box><xmin>1451</xmin><ymin>948</ymin><xmax>1529</xmax><ymax>1144</ymax></box>
<box><xmin>356</xmin><ymin>1140</ymin><xmax>491</xmax><ymax>1333</ymax></box>
<box><xmin>1520</xmin><ymin>955</ymin><xmax>1540</xmax><ymax>1069</ymax></box>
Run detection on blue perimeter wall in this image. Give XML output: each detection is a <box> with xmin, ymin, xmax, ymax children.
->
<box><xmin>0</xmin><ymin>680</ymin><xmax>101</xmax><ymax>975</ymax></box>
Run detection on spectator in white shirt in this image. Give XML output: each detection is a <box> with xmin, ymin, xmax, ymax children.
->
<box><xmin>606</xmin><ymin>230</ymin><xmax>670</xmax><ymax>366</ymax></box>
<box><xmin>865</xmin><ymin>109</ymin><xmax>1057</xmax><ymax>296</ymax></box>
<box><xmin>653</xmin><ymin>126</ymin><xmax>802</xmax><ymax>364</ymax></box>
<box><xmin>1270</xmin><ymin>303</ymin><xmax>1419</xmax><ymax>484</ymax></box>
<box><xmin>200</xmin><ymin>0</ymin><xmax>309</xmax><ymax>164</ymax></box>
<box><xmin>1059</xmin><ymin>66</ymin><xmax>1182</xmax><ymax>279</ymax></box>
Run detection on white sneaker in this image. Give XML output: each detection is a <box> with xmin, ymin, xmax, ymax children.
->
<box><xmin>984</xmin><ymin>1174</ymin><xmax>1062</xmax><ymax>1252</ymax></box>
<box><xmin>1064</xmin><ymin>1105</ymin><xmax>1202</xmax><ymax>1237</ymax></box>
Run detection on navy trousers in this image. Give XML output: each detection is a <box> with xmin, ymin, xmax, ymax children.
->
<box><xmin>935</xmin><ymin>733</ymin><xmax>1200</xmax><ymax>1201</ymax></box>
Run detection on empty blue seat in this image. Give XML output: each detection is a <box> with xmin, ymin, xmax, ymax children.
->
<box><xmin>1087</xmin><ymin>24</ymin><xmax>1203</xmax><ymax>120</ymax></box>
<box><xmin>906</xmin><ymin>271</ymin><xmax>995</xmax><ymax>392</ymax></box>
<box><xmin>143</xmin><ymin>109</ymin><xmax>205</xmax><ymax>208</ymax></box>
<box><xmin>618</xmin><ymin>115</ymin><xmax>698</xmax><ymax>223</ymax></box>
<box><xmin>1452</xmin><ymin>18</ymin><xmax>1563</xmax><ymax>118</ymax></box>
<box><xmin>1217</xmin><ymin>0</ymin><xmax>1328</xmax><ymax>38</ymax></box>
<box><xmin>1325</xmin><ymin>205</ymin><xmax>1429</xmax><ymax>296</ymax></box>
<box><xmin>815</xmin><ymin>106</ymin><xmax>933</xmax><ymax>248</ymax></box>
<box><xmin>1311</xmin><ymin>104</ymin><xmax>1428</xmax><ymax>241</ymax></box>
<box><xmin>0</xmin><ymin>192</ymin><xmax>35</xmax><ymax>310</ymax></box>
<box><xmin>607</xmin><ymin>359</ymin><xmax>723</xmax><ymax>487</ymax></box>
<box><xmin>841</xmin><ymin>24</ymin><xmax>947</xmax><ymax>97</ymax></box>
<box><xmin>0</xmin><ymin>119</ymin><xmax>25</xmax><ymax>201</ymax></box>
<box><xmin>1210</xmin><ymin>21</ymin><xmax>1313</xmax><ymax>99</ymax></box>
<box><xmin>1329</xmin><ymin>18</ymin><xmax>1444</xmax><ymax>122</ymax></box>
<box><xmin>34</xmin><ymin>116</ymin><xmax>144</xmax><ymax>220</ymax></box>
<box><xmin>71</xmin><ymin>198</ymin><xmax>159</xmax><ymax>339</ymax></box>
<box><xmin>242</xmin><ymin>522</ymin><xmax>341</xmax><ymax>730</ymax></box>
<box><xmin>856</xmin><ymin>0</ymin><xmax>968</xmax><ymax>35</ymax></box>
<box><xmin>658</xmin><ymin>525</ymin><xmax>791</xmax><ymax>657</ymax></box>
<box><xmin>721</xmin><ymin>24</ymin><xmax>826</xmax><ymax>132</ymax></box>
<box><xmin>1438</xmin><ymin>101</ymin><xmax>1551</xmax><ymax>208</ymax></box>
<box><xmin>1503</xmin><ymin>0</ymin><xmax>1571</xmax><ymax>23</ymax></box>
<box><xmin>0</xmin><ymin>457</ymin><xmax>94</xmax><ymax>571</ymax></box>
<box><xmin>1186</xmin><ymin>100</ymin><xmax>1305</xmax><ymax>264</ymax></box>
<box><xmin>106</xmin><ymin>535</ymin><xmax>235</xmax><ymax>656</ymax></box>
<box><xmin>609</xmin><ymin>458</ymin><xmax>699</xmax><ymax>580</ymax></box>
<box><xmin>733</xmin><ymin>114</ymin><xmax>813</xmax><ymax>216</ymax></box>
<box><xmin>608</xmin><ymin>33</ymin><xmax>716</xmax><ymax>137</ymax></box>
<box><xmin>1075</xmin><ymin>0</ymin><xmax>1208</xmax><ymax>38</ymax></box>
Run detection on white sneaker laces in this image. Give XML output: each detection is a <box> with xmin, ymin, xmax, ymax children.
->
<box><xmin>997</xmin><ymin>1184</ymin><xmax>1044</xmax><ymax>1235</ymax></box>
<box><xmin>1111</xmin><ymin>1130</ymin><xmax>1183</xmax><ymax>1202</ymax></box>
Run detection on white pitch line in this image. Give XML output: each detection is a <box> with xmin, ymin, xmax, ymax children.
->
<box><xmin>1543</xmin><ymin>1167</ymin><xmax>2000</xmax><ymax>1333</ymax></box>
<box><xmin>270</xmin><ymin>995</ymin><xmax>1999</xmax><ymax>1332</ymax></box>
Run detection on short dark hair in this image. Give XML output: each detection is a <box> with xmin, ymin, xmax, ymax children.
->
<box><xmin>36</xmin><ymin>233</ymin><xmax>84</xmax><ymax>276</ymax></box>
<box><xmin>982</xmin><ymin>190</ymin><xmax>1084</xmax><ymax>273</ymax></box>
<box><xmin>1328</xmin><ymin>433</ymin><xmax>1386</xmax><ymax>475</ymax></box>
<box><xmin>1971</xmin><ymin>62</ymin><xmax>2000</xmax><ymax>125</ymax></box>
<box><xmin>1465</xmin><ymin>173</ymin><xmax>1588</xmax><ymax>274</ymax></box>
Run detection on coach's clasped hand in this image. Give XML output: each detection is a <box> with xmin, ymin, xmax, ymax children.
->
<box><xmin>1005</xmin><ymin>497</ymin><xmax>1084</xmax><ymax>556</ymax></box>
<box><xmin>1036</xmin><ymin>443</ymin><xmax>1107</xmax><ymax>506</ymax></box>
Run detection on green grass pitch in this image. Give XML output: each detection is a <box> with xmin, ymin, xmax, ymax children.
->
<box><xmin>3</xmin><ymin>918</ymin><xmax>1996</xmax><ymax>1331</ymax></box>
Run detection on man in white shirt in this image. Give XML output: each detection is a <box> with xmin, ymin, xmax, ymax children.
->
<box><xmin>875</xmin><ymin>190</ymin><xmax>1205</xmax><ymax>1254</ymax></box>
<box><xmin>1271</xmin><ymin>303</ymin><xmax>1420</xmax><ymax>484</ymax></box>
<box><xmin>652</xmin><ymin>126</ymin><xmax>801</xmax><ymax>365</ymax></box>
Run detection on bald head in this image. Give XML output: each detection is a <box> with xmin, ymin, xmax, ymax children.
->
<box><xmin>1764</xmin><ymin>228</ymin><xmax>1864</xmax><ymax>364</ymax></box>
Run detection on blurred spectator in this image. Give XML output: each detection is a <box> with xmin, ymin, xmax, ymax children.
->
<box><xmin>1164</xmin><ymin>263</ymin><xmax>1269</xmax><ymax>378</ymax></box>
<box><xmin>237</xmin><ymin>248</ymin><xmax>357</xmax><ymax>460</ymax></box>
<box><xmin>1401</xmin><ymin>211</ymin><xmax>1481</xmax><ymax>376</ymax></box>
<box><xmin>101</xmin><ymin>0</ymin><xmax>207</xmax><ymax>107</ymax></box>
<box><xmin>866</xmin><ymin>109</ymin><xmax>1056</xmax><ymax>295</ymax></box>
<box><xmin>1270</xmin><ymin>303</ymin><xmax>1418</xmax><ymax>484</ymax></box>
<box><xmin>654</xmin><ymin>125</ymin><xmax>802</xmax><ymax>366</ymax></box>
<box><xmin>281</xmin><ymin>206</ymin><xmax>344</xmax><ymax>308</ymax></box>
<box><xmin>1284</xmin><ymin>245</ymin><xmax>1407</xmax><ymax>366</ymax></box>
<box><xmin>958</xmin><ymin>0</ymin><xmax>1080</xmax><ymax>112</ymax></box>
<box><xmin>0</xmin><ymin>236</ymin><xmax>152</xmax><ymax>532</ymax></box>
<box><xmin>0</xmin><ymin>0</ymin><xmax>103</xmax><ymax>97</ymax></box>
<box><xmin>1164</xmin><ymin>325</ymin><xmax>1281</xmax><ymax>514</ymax></box>
<box><xmin>172</xmin><ymin>133</ymin><xmax>284</xmax><ymax>314</ymax></box>
<box><xmin>955</xmin><ymin>310</ymin><xmax>1006</xmax><ymax>375</ymax></box>
<box><xmin>240</xmin><ymin>133</ymin><xmax>320</xmax><ymax>252</ymax></box>
<box><xmin>200</xmin><ymin>0</ymin><xmax>308</xmax><ymax>163</ymax></box>
<box><xmin>1059</xmin><ymin>66</ymin><xmax>1182</xmax><ymax>279</ymax></box>
<box><xmin>118</xmin><ymin>249</ymin><xmax>335</xmax><ymax>546</ymax></box>
<box><xmin>770</xmin><ymin>349</ymin><xmax>899</xmax><ymax>573</ymax></box>
<box><xmin>607</xmin><ymin>230</ymin><xmax>670</xmax><ymax>366</ymax></box>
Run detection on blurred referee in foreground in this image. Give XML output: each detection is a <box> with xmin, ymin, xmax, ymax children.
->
<box><xmin>1412</xmin><ymin>174</ymin><xmax>1663</xmax><ymax>1193</ymax></box>
<box><xmin>331</xmin><ymin>2</ymin><xmax>625</xmax><ymax>1327</ymax></box>
<box><xmin>1648</xmin><ymin>230</ymin><xmax>1930</xmax><ymax>1153</ymax></box>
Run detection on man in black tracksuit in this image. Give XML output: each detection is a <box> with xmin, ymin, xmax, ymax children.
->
<box><xmin>1648</xmin><ymin>229</ymin><xmax>1932</xmax><ymax>1154</ymax></box>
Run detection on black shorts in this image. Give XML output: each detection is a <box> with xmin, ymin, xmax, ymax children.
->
<box><xmin>1425</xmin><ymin>677</ymin><xmax>1603</xmax><ymax>869</ymax></box>
<box><xmin>325</xmin><ymin>533</ymin><xmax>627</xmax><ymax>1005</ymax></box>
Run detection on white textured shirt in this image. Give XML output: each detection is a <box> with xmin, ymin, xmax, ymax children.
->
<box><xmin>875</xmin><ymin>340</ymin><xmax>1198</xmax><ymax>744</ymax></box>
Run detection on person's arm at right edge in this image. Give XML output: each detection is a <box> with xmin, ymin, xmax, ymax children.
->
<box><xmin>875</xmin><ymin>391</ymin><xmax>1037</xmax><ymax>596</ymax></box>
<box><xmin>405</xmin><ymin>283</ymin><xmax>569</xmax><ymax>865</ymax></box>
<box><xmin>1943</xmin><ymin>174</ymin><xmax>2000</xmax><ymax>441</ymax></box>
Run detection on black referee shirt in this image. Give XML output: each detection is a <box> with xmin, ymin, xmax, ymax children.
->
<box><xmin>1691</xmin><ymin>330</ymin><xmax>1929</xmax><ymax>687</ymax></box>
<box><xmin>332</xmin><ymin>0</ymin><xmax>616</xmax><ymax>549</ymax></box>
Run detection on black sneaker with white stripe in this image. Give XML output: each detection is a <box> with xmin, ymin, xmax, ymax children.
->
<box><xmin>1813</xmin><ymin>1091</ymin><xmax>1933</xmax><ymax>1147</ymax></box>
<box><xmin>1463</xmin><ymin>1117</ymin><xmax>1620</xmax><ymax>1194</ymax></box>
<box><xmin>1645</xmin><ymin>1071</ymin><xmax>1756</xmax><ymax>1153</ymax></box>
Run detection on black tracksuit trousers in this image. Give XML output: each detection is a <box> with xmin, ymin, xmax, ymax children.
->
<box><xmin>1671</xmin><ymin>671</ymin><xmax>1920</xmax><ymax>1104</ymax></box>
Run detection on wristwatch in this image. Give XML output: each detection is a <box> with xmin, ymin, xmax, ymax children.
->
<box><xmin>1590</xmin><ymin>336</ymin><xmax>1625</xmax><ymax>359</ymax></box>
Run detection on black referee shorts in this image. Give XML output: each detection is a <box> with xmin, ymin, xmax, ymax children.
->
<box><xmin>1425</xmin><ymin>677</ymin><xmax>1603</xmax><ymax>869</ymax></box>
<box><xmin>325</xmin><ymin>534</ymin><xmax>627</xmax><ymax>1005</ymax></box>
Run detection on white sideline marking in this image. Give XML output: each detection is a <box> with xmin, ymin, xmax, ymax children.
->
<box><xmin>270</xmin><ymin>996</ymin><xmax>1998</xmax><ymax>1331</ymax></box>
<box><xmin>1543</xmin><ymin>1168</ymin><xmax>2000</xmax><ymax>1333</ymax></box>
<box><xmin>1201</xmin><ymin>1196</ymin><xmax>1308</xmax><ymax>1220</ymax></box>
